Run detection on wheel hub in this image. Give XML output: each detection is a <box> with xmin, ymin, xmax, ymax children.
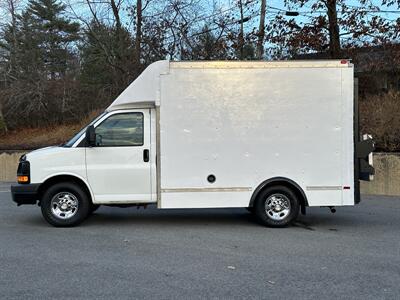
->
<box><xmin>265</xmin><ymin>193</ymin><xmax>291</xmax><ymax>221</ymax></box>
<box><xmin>51</xmin><ymin>192</ymin><xmax>79</xmax><ymax>219</ymax></box>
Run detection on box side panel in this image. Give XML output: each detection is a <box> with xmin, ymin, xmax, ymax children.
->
<box><xmin>341</xmin><ymin>68</ymin><xmax>355</xmax><ymax>205</ymax></box>
<box><xmin>159</xmin><ymin>67</ymin><xmax>347</xmax><ymax>208</ymax></box>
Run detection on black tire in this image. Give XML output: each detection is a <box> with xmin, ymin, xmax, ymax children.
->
<box><xmin>90</xmin><ymin>204</ymin><xmax>100</xmax><ymax>213</ymax></box>
<box><xmin>40</xmin><ymin>182</ymin><xmax>91</xmax><ymax>227</ymax></box>
<box><xmin>254</xmin><ymin>185</ymin><xmax>300</xmax><ymax>227</ymax></box>
<box><xmin>246</xmin><ymin>207</ymin><xmax>254</xmax><ymax>213</ymax></box>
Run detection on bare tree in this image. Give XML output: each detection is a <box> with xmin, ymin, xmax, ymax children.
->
<box><xmin>266</xmin><ymin>0</ymin><xmax>399</xmax><ymax>59</ymax></box>
<box><xmin>238</xmin><ymin>0</ymin><xmax>244</xmax><ymax>59</ymax></box>
<box><xmin>256</xmin><ymin>0</ymin><xmax>266</xmax><ymax>59</ymax></box>
<box><xmin>326</xmin><ymin>0</ymin><xmax>340</xmax><ymax>58</ymax></box>
<box><xmin>135</xmin><ymin>0</ymin><xmax>142</xmax><ymax>66</ymax></box>
<box><xmin>0</xmin><ymin>0</ymin><xmax>21</xmax><ymax>132</ymax></box>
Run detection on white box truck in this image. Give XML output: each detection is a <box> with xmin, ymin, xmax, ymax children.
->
<box><xmin>11</xmin><ymin>60</ymin><xmax>374</xmax><ymax>227</ymax></box>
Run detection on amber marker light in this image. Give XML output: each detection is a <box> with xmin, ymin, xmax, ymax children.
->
<box><xmin>17</xmin><ymin>175</ymin><xmax>29</xmax><ymax>183</ymax></box>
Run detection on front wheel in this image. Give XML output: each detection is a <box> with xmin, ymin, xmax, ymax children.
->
<box><xmin>41</xmin><ymin>182</ymin><xmax>90</xmax><ymax>227</ymax></box>
<box><xmin>254</xmin><ymin>185</ymin><xmax>300</xmax><ymax>227</ymax></box>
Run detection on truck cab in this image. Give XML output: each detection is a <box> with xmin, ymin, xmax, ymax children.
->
<box><xmin>12</xmin><ymin>106</ymin><xmax>158</xmax><ymax>225</ymax></box>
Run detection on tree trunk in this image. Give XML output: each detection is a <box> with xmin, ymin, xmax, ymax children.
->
<box><xmin>238</xmin><ymin>0</ymin><xmax>244</xmax><ymax>60</ymax></box>
<box><xmin>7</xmin><ymin>0</ymin><xmax>18</xmax><ymax>74</ymax></box>
<box><xmin>135</xmin><ymin>0</ymin><xmax>142</xmax><ymax>67</ymax></box>
<box><xmin>326</xmin><ymin>0</ymin><xmax>341</xmax><ymax>58</ymax></box>
<box><xmin>0</xmin><ymin>102</ymin><xmax>7</xmax><ymax>133</ymax></box>
<box><xmin>110</xmin><ymin>0</ymin><xmax>125</xmax><ymax>87</ymax></box>
<box><xmin>110</xmin><ymin>0</ymin><xmax>122</xmax><ymax>31</ymax></box>
<box><xmin>256</xmin><ymin>0</ymin><xmax>266</xmax><ymax>60</ymax></box>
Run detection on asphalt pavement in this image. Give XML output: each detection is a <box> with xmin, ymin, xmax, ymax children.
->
<box><xmin>0</xmin><ymin>182</ymin><xmax>399</xmax><ymax>299</ymax></box>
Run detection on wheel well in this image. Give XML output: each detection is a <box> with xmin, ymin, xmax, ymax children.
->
<box><xmin>38</xmin><ymin>175</ymin><xmax>93</xmax><ymax>204</ymax></box>
<box><xmin>250</xmin><ymin>177</ymin><xmax>308</xmax><ymax>212</ymax></box>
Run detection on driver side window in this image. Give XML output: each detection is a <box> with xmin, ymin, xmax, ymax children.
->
<box><xmin>95</xmin><ymin>113</ymin><xmax>144</xmax><ymax>147</ymax></box>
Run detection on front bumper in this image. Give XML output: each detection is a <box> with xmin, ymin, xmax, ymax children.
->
<box><xmin>11</xmin><ymin>184</ymin><xmax>41</xmax><ymax>205</ymax></box>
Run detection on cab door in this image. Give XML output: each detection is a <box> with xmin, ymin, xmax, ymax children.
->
<box><xmin>85</xmin><ymin>110</ymin><xmax>152</xmax><ymax>203</ymax></box>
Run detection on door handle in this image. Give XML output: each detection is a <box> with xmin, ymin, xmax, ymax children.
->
<box><xmin>143</xmin><ymin>149</ymin><xmax>149</xmax><ymax>162</ymax></box>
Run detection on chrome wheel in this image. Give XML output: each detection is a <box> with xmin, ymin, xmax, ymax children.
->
<box><xmin>265</xmin><ymin>193</ymin><xmax>291</xmax><ymax>221</ymax></box>
<box><xmin>50</xmin><ymin>192</ymin><xmax>79</xmax><ymax>219</ymax></box>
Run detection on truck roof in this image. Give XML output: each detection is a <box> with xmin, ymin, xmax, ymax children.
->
<box><xmin>107</xmin><ymin>59</ymin><xmax>353</xmax><ymax>111</ymax></box>
<box><xmin>170</xmin><ymin>60</ymin><xmax>352</xmax><ymax>69</ymax></box>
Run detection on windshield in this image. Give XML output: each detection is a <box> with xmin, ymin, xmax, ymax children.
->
<box><xmin>63</xmin><ymin>112</ymin><xmax>107</xmax><ymax>147</ymax></box>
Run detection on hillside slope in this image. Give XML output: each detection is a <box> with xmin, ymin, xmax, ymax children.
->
<box><xmin>0</xmin><ymin>111</ymin><xmax>101</xmax><ymax>150</ymax></box>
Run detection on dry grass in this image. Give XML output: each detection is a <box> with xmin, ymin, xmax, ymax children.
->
<box><xmin>0</xmin><ymin>110</ymin><xmax>102</xmax><ymax>150</ymax></box>
<box><xmin>359</xmin><ymin>90</ymin><xmax>400</xmax><ymax>152</ymax></box>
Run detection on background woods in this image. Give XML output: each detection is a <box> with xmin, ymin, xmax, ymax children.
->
<box><xmin>0</xmin><ymin>0</ymin><xmax>399</xmax><ymax>150</ymax></box>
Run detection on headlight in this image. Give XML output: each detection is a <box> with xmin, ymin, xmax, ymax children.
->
<box><xmin>17</xmin><ymin>160</ymin><xmax>30</xmax><ymax>184</ymax></box>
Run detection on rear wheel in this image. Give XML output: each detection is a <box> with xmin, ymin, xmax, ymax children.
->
<box><xmin>41</xmin><ymin>182</ymin><xmax>90</xmax><ymax>227</ymax></box>
<box><xmin>254</xmin><ymin>185</ymin><xmax>299</xmax><ymax>227</ymax></box>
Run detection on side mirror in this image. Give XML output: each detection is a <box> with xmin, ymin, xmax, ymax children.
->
<box><xmin>85</xmin><ymin>125</ymin><xmax>96</xmax><ymax>147</ymax></box>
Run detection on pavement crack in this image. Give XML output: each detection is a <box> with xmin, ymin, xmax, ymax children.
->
<box><xmin>293</xmin><ymin>221</ymin><xmax>315</xmax><ymax>231</ymax></box>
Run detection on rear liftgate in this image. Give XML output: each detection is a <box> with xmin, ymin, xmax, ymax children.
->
<box><xmin>354</xmin><ymin>78</ymin><xmax>375</xmax><ymax>203</ymax></box>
